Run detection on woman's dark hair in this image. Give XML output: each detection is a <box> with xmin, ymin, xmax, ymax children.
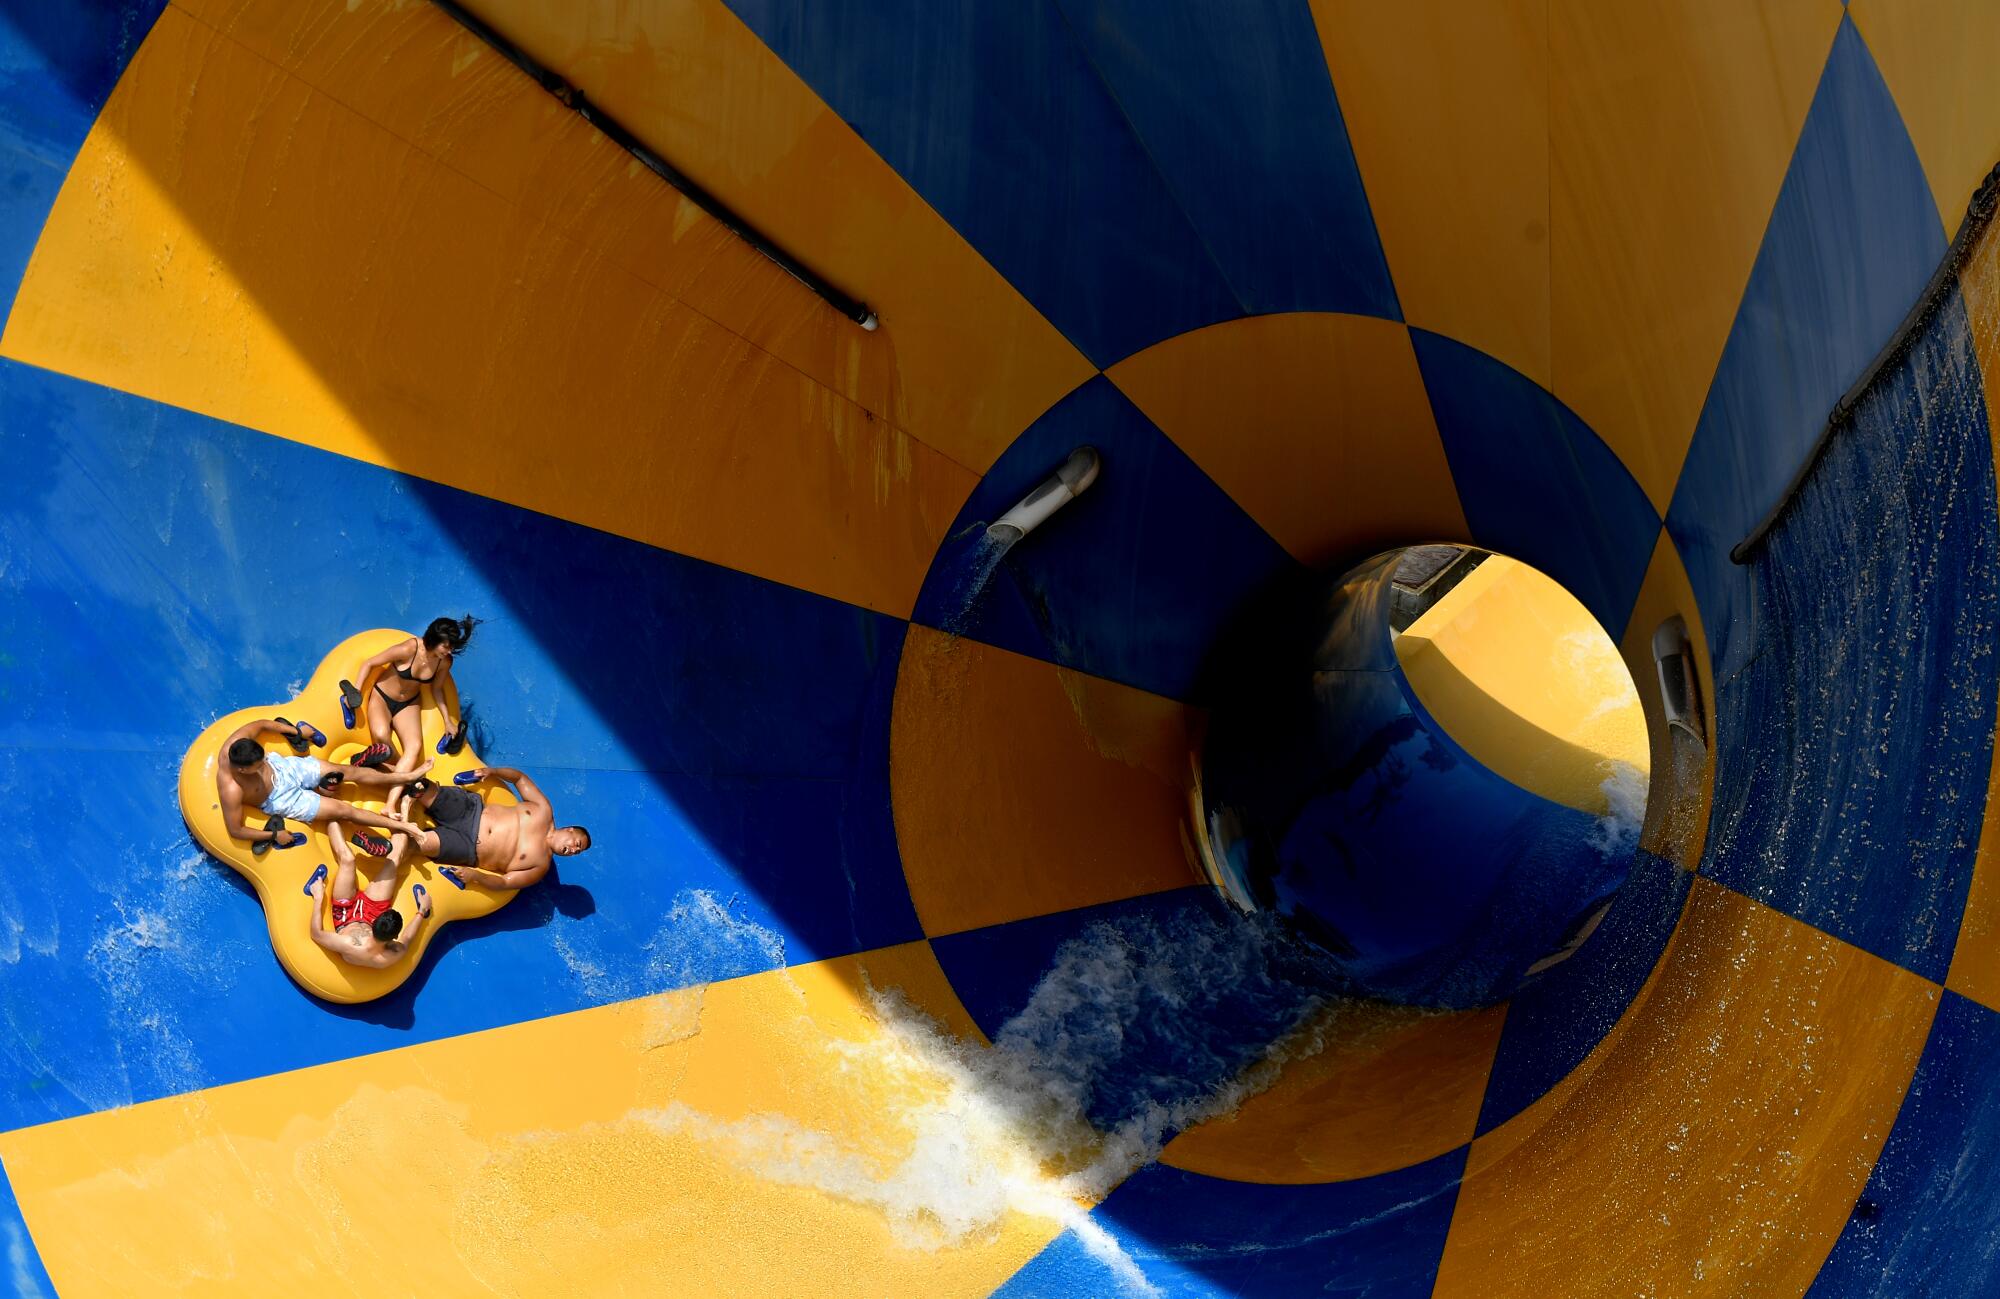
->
<box><xmin>423</xmin><ymin>614</ymin><xmax>482</xmax><ymax>652</ymax></box>
<box><xmin>372</xmin><ymin>910</ymin><xmax>405</xmax><ymax>942</ymax></box>
<box><xmin>228</xmin><ymin>738</ymin><xmax>263</xmax><ymax>768</ymax></box>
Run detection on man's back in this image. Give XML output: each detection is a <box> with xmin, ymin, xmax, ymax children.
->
<box><xmin>329</xmin><ymin>924</ymin><xmax>394</xmax><ymax>968</ymax></box>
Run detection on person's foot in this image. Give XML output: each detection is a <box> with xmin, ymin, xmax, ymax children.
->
<box><xmin>349</xmin><ymin>832</ymin><xmax>393</xmax><ymax>858</ymax></box>
<box><xmin>410</xmin><ymin>757</ymin><xmax>435</xmax><ymax>779</ymax></box>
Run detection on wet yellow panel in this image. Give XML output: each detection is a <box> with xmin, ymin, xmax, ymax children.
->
<box><xmin>1396</xmin><ymin>555</ymin><xmax>1649</xmax><ymax>816</ymax></box>
<box><xmin>1944</xmin><ymin>218</ymin><xmax>2000</xmax><ymax>1009</ymax></box>
<box><xmin>1471</xmin><ymin>891</ymin><xmax>1689</xmax><ymax>1178</ymax></box>
<box><xmin>1308</xmin><ymin>0</ymin><xmax>1552</xmax><ymax>388</ymax></box>
<box><xmin>1436</xmin><ymin>879</ymin><xmax>1938</xmax><ymax>1299</ymax></box>
<box><xmin>2</xmin><ymin>6</ymin><xmax>972</xmax><ymax>618</ymax></box>
<box><xmin>1948</xmin><ymin>734</ymin><xmax>2000</xmax><ymax>1013</ymax></box>
<box><xmin>1107</xmin><ymin>314</ymin><xmax>1470</xmax><ymax>569</ymax></box>
<box><xmin>178</xmin><ymin>0</ymin><xmax>1093</xmax><ymax>475</ymax></box>
<box><xmin>177</xmin><ymin>0</ymin><xmax>741</xmax><ymax>337</ymax></box>
<box><xmin>1161</xmin><ymin>1000</ymin><xmax>1506</xmax><ymax>1185</ymax></box>
<box><xmin>1849</xmin><ymin>0</ymin><xmax>2000</xmax><ymax>232</ymax></box>
<box><xmin>891</xmin><ymin>625</ymin><xmax>1205</xmax><ymax>938</ymax></box>
<box><xmin>0</xmin><ymin>944</ymin><xmax>1071</xmax><ymax>1298</ymax></box>
<box><xmin>1619</xmin><ymin>532</ymin><xmax>1718</xmax><ymax>871</ymax></box>
<box><xmin>420</xmin><ymin>0</ymin><xmax>1089</xmax><ymax>473</ymax></box>
<box><xmin>1550</xmin><ymin>0</ymin><xmax>1844</xmax><ymax>513</ymax></box>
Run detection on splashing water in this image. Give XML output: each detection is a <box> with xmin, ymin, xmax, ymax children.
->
<box><xmin>646</xmin><ymin>902</ymin><xmax>1334</xmax><ymax>1295</ymax></box>
<box><xmin>6</xmin><ymin>1217</ymin><xmax>46</xmax><ymax>1299</ymax></box>
<box><xmin>67</xmin><ymin>849</ymin><xmax>244</xmax><ymax>1107</ymax></box>
<box><xmin>1590</xmin><ymin>760</ymin><xmax>1648</xmax><ymax>858</ymax></box>
<box><xmin>551</xmin><ymin>887</ymin><xmax>787</xmax><ymax>1004</ymax></box>
<box><xmin>938</xmin><ymin>529</ymin><xmax>1018</xmax><ymax>635</ymax></box>
<box><xmin>645</xmin><ymin>889</ymin><xmax>788</xmax><ymax>988</ymax></box>
<box><xmin>1560</xmin><ymin>628</ymin><xmax>1641</xmax><ymax>724</ymax></box>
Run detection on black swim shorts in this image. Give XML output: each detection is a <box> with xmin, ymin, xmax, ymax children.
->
<box><xmin>428</xmin><ymin>785</ymin><xmax>484</xmax><ymax>867</ymax></box>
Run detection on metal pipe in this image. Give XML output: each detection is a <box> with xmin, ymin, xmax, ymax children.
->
<box><xmin>986</xmin><ymin>447</ymin><xmax>1100</xmax><ymax>545</ymax></box>
<box><xmin>427</xmin><ymin>0</ymin><xmax>878</xmax><ymax>330</ymax></box>
<box><xmin>1731</xmin><ymin>158</ymin><xmax>2000</xmax><ymax>564</ymax></box>
<box><xmin>1651</xmin><ymin>616</ymin><xmax>1706</xmax><ymax>746</ymax></box>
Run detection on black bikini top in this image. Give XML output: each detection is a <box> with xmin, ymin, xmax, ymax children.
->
<box><xmin>396</xmin><ymin>647</ymin><xmax>440</xmax><ymax>684</ymax></box>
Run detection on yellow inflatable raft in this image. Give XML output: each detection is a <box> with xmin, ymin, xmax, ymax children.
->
<box><xmin>176</xmin><ymin>629</ymin><xmax>517</xmax><ymax>1003</ymax></box>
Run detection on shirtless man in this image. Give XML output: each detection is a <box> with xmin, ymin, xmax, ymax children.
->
<box><xmin>304</xmin><ymin>809</ymin><xmax>432</xmax><ymax>969</ymax></box>
<box><xmin>216</xmin><ymin>718</ymin><xmax>425</xmax><ymax>850</ymax></box>
<box><xmin>406</xmin><ymin>766</ymin><xmax>589</xmax><ymax>891</ymax></box>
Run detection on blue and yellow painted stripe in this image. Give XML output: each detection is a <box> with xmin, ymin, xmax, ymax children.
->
<box><xmin>3</xmin><ymin>0</ymin><xmax>2000</xmax><ymax>1295</ymax></box>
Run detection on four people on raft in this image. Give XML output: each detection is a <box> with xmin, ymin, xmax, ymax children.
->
<box><xmin>213</xmin><ymin>616</ymin><xmax>592</xmax><ymax>969</ymax></box>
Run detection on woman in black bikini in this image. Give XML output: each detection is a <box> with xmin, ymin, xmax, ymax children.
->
<box><xmin>339</xmin><ymin>615</ymin><xmax>479</xmax><ymax>778</ymax></box>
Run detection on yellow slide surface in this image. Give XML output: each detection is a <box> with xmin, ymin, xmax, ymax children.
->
<box><xmin>2</xmin><ymin>1</ymin><xmax>1999</xmax><ymax>1295</ymax></box>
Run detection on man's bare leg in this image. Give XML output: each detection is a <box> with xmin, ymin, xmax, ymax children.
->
<box><xmin>317</xmin><ymin>757</ymin><xmax>432</xmax><ymax>792</ymax></box>
<box><xmin>327</xmin><ymin>820</ymin><xmax>360</xmax><ymax>905</ymax></box>
<box><xmin>361</xmin><ymin>832</ymin><xmax>407</xmax><ymax>905</ymax></box>
<box><xmin>398</xmin><ymin>781</ymin><xmax>443</xmax><ymax>860</ymax></box>
<box><xmin>316</xmin><ymin>796</ymin><xmax>418</xmax><ymax>836</ymax></box>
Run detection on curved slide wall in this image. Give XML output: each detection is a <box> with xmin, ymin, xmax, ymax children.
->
<box><xmin>2</xmin><ymin>2</ymin><xmax>2000</xmax><ymax>1294</ymax></box>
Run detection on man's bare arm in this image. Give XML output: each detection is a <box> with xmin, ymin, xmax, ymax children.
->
<box><xmin>218</xmin><ymin>782</ymin><xmax>249</xmax><ymax>838</ymax></box>
<box><xmin>306</xmin><ymin>881</ymin><xmax>343</xmax><ymax>953</ymax></box>
<box><xmin>219</xmin><ymin>784</ymin><xmax>297</xmax><ymax>845</ymax></box>
<box><xmin>474</xmin><ymin>766</ymin><xmax>550</xmax><ymax>811</ymax></box>
<box><xmin>391</xmin><ymin>905</ymin><xmax>430</xmax><ymax>959</ymax></box>
<box><xmin>448</xmin><ymin>860</ymin><xmax>548</xmax><ymax>892</ymax></box>
<box><xmin>240</xmin><ymin>820</ymin><xmax>299</xmax><ymax>846</ymax></box>
<box><xmin>221</xmin><ymin>717</ymin><xmax>305</xmax><ymax>751</ymax></box>
<box><xmin>498</xmin><ymin>861</ymin><xmax>551</xmax><ymax>890</ymax></box>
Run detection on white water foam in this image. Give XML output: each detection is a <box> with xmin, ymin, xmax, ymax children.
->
<box><xmin>75</xmin><ymin>848</ymin><xmax>241</xmax><ymax>1107</ymax></box>
<box><xmin>550</xmin><ymin>887</ymin><xmax>787</xmax><ymax>1006</ymax></box>
<box><xmin>6</xmin><ymin>1217</ymin><xmax>48</xmax><ymax>1299</ymax></box>
<box><xmin>0</xmin><ymin>913</ymin><xmax>24</xmax><ymax>967</ymax></box>
<box><xmin>645</xmin><ymin>889</ymin><xmax>787</xmax><ymax>988</ymax></box>
<box><xmin>645</xmin><ymin>906</ymin><xmax>1329</xmax><ymax>1295</ymax></box>
<box><xmin>1590</xmin><ymin>759</ymin><xmax>1648</xmax><ymax>858</ymax></box>
<box><xmin>1561</xmin><ymin>628</ymin><xmax>1641</xmax><ymax>724</ymax></box>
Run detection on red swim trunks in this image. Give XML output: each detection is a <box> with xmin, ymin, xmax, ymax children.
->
<box><xmin>330</xmin><ymin>893</ymin><xmax>393</xmax><ymax>929</ymax></box>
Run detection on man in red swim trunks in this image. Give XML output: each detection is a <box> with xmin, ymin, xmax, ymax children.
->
<box><xmin>304</xmin><ymin>804</ymin><xmax>432</xmax><ymax>969</ymax></box>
